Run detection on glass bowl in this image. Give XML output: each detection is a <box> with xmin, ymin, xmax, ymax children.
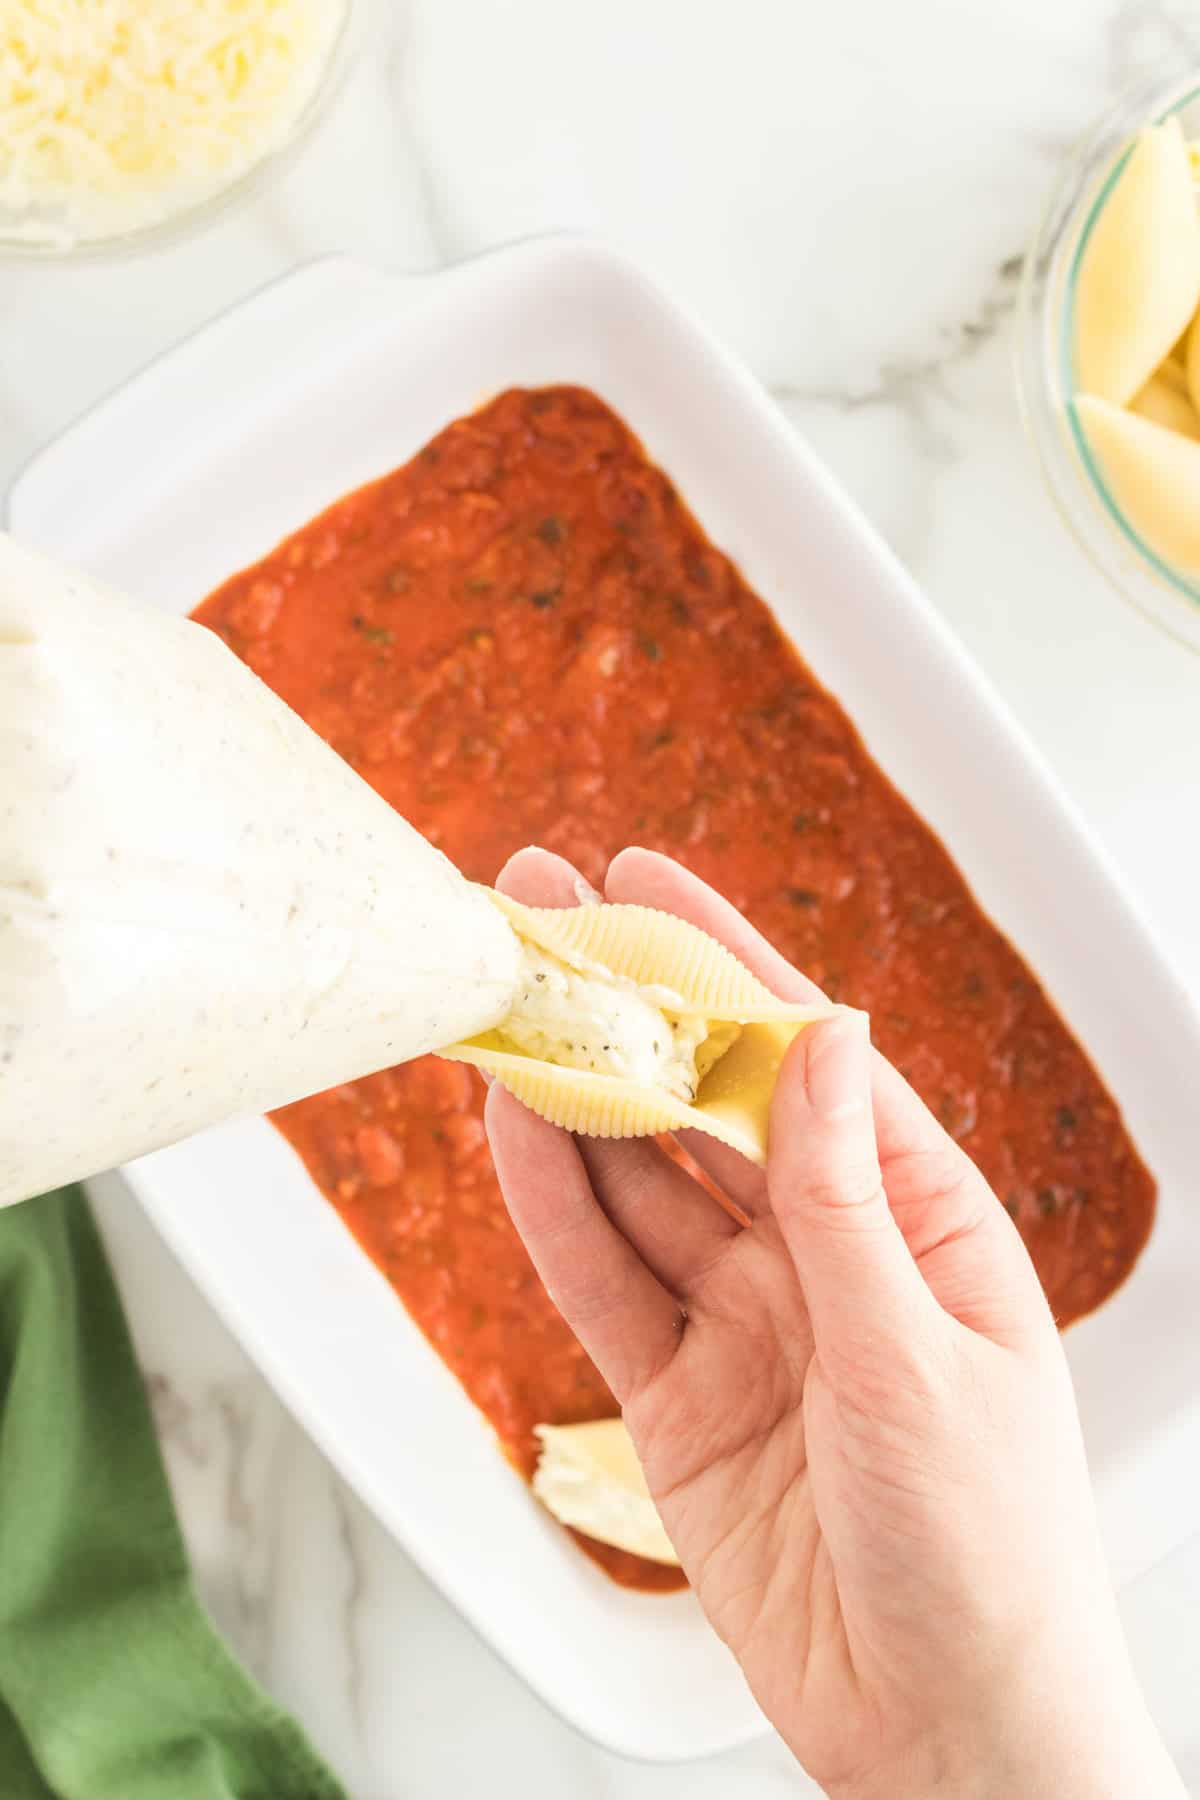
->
<box><xmin>0</xmin><ymin>0</ymin><xmax>363</xmax><ymax>262</ymax></box>
<box><xmin>1016</xmin><ymin>65</ymin><xmax>1200</xmax><ymax>654</ymax></box>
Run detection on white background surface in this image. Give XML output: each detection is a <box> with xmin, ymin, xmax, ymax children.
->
<box><xmin>2</xmin><ymin>1</ymin><xmax>1199</xmax><ymax>1794</ymax></box>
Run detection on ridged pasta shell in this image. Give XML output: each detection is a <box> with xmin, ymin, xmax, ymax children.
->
<box><xmin>484</xmin><ymin>891</ymin><xmax>806</xmax><ymax>1019</ymax></box>
<box><xmin>441</xmin><ymin>891</ymin><xmax>826</xmax><ymax>1164</ymax></box>
<box><xmin>533</xmin><ymin>1419</ymin><xmax>679</xmax><ymax>1566</ymax></box>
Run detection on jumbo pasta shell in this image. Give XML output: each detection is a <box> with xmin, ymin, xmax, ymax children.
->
<box><xmin>441</xmin><ymin>892</ymin><xmax>825</xmax><ymax>1164</ymax></box>
<box><xmin>485</xmin><ymin>890</ymin><xmax>816</xmax><ymax>1015</ymax></box>
<box><xmin>533</xmin><ymin>1419</ymin><xmax>679</xmax><ymax>1566</ymax></box>
<box><xmin>1074</xmin><ymin>119</ymin><xmax>1200</xmax><ymax>406</ymax></box>
<box><xmin>1075</xmin><ymin>392</ymin><xmax>1200</xmax><ymax>573</ymax></box>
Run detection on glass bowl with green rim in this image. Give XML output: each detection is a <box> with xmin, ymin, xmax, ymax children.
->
<box><xmin>0</xmin><ymin>0</ymin><xmax>363</xmax><ymax>262</ymax></box>
<box><xmin>1016</xmin><ymin>65</ymin><xmax>1200</xmax><ymax>654</ymax></box>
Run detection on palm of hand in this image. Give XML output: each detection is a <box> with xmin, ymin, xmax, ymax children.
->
<box><xmin>616</xmin><ymin>1144</ymin><xmax>998</xmax><ymax>1778</ymax></box>
<box><xmin>623</xmin><ymin>1216</ymin><xmax>828</xmax><ymax>1743</ymax></box>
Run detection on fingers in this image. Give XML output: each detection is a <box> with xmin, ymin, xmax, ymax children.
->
<box><xmin>672</xmin><ymin>1127</ymin><xmax>766</xmax><ymax>1218</ymax></box>
<box><xmin>484</xmin><ymin>1084</ymin><xmax>684</xmax><ymax>1402</ymax></box>
<box><xmin>500</xmin><ymin>845</ymin><xmax>1048</xmax><ymax>1357</ymax></box>
<box><xmin>573</xmin><ymin>1134</ymin><xmax>740</xmax><ymax>1296</ymax></box>
<box><xmin>605</xmin><ymin>850</ymin><xmax>1052</xmax><ymax>1344</ymax></box>
<box><xmin>496</xmin><ymin>845</ymin><xmax>597</xmax><ymax>908</ymax></box>
<box><xmin>604</xmin><ymin>847</ymin><xmax>824</xmax><ymax>1004</ymax></box>
<box><xmin>493</xmin><ymin>845</ymin><xmax>742</xmax><ymax>1300</ymax></box>
<box><xmin>866</xmin><ymin>1061</ymin><xmax>1053</xmax><ymax>1346</ymax></box>
<box><xmin>767</xmin><ymin>1011</ymin><xmax>938</xmax><ymax>1370</ymax></box>
<box><xmin>604</xmin><ymin>850</ymin><xmax>956</xmax><ymax>1168</ymax></box>
<box><xmin>604</xmin><ymin>848</ymin><xmax>820</xmax><ymax>1219</ymax></box>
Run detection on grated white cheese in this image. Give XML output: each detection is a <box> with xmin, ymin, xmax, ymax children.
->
<box><xmin>0</xmin><ymin>0</ymin><xmax>346</xmax><ymax>246</ymax></box>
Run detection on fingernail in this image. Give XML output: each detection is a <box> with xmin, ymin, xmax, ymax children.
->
<box><xmin>804</xmin><ymin>1009</ymin><xmax>871</xmax><ymax>1120</ymax></box>
<box><xmin>573</xmin><ymin>873</ymin><xmax>602</xmax><ymax>904</ymax></box>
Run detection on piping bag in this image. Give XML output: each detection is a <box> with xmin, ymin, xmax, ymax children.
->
<box><xmin>0</xmin><ymin>534</ymin><xmax>523</xmax><ymax>1208</ymax></box>
<box><xmin>0</xmin><ymin>534</ymin><xmax>820</xmax><ymax>1210</ymax></box>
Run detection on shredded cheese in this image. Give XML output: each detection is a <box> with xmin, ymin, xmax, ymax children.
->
<box><xmin>0</xmin><ymin>0</ymin><xmax>346</xmax><ymax>246</ymax></box>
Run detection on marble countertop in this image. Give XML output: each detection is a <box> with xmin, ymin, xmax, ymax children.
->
<box><xmin>4</xmin><ymin>2</ymin><xmax>1200</xmax><ymax>1794</ymax></box>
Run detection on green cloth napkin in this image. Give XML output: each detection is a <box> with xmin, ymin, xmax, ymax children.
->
<box><xmin>0</xmin><ymin>1186</ymin><xmax>346</xmax><ymax>1800</ymax></box>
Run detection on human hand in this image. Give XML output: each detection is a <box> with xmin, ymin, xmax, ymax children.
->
<box><xmin>485</xmin><ymin>847</ymin><xmax>1183</xmax><ymax>1800</ymax></box>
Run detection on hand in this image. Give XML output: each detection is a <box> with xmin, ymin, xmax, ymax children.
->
<box><xmin>485</xmin><ymin>847</ymin><xmax>1183</xmax><ymax>1800</ymax></box>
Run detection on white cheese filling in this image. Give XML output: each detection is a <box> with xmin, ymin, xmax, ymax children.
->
<box><xmin>504</xmin><ymin>943</ymin><xmax>709</xmax><ymax>1102</ymax></box>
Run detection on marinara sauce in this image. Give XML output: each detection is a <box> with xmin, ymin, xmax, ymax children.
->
<box><xmin>193</xmin><ymin>387</ymin><xmax>1156</xmax><ymax>1592</ymax></box>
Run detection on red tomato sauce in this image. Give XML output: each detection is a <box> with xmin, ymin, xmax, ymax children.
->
<box><xmin>193</xmin><ymin>386</ymin><xmax>1156</xmax><ymax>1592</ymax></box>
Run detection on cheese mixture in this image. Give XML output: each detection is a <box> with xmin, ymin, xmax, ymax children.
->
<box><xmin>503</xmin><ymin>942</ymin><xmax>709</xmax><ymax>1103</ymax></box>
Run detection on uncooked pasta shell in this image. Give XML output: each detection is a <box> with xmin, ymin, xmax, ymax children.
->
<box><xmin>484</xmin><ymin>890</ymin><xmax>815</xmax><ymax>1019</ymax></box>
<box><xmin>1075</xmin><ymin>392</ymin><xmax>1200</xmax><ymax>573</ymax></box>
<box><xmin>1074</xmin><ymin>119</ymin><xmax>1200</xmax><ymax>406</ymax></box>
<box><xmin>442</xmin><ymin>892</ymin><xmax>826</xmax><ymax>1164</ymax></box>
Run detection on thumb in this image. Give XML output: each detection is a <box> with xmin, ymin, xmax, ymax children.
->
<box><xmin>768</xmin><ymin>1009</ymin><xmax>937</xmax><ymax>1373</ymax></box>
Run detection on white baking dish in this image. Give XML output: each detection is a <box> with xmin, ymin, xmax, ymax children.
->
<box><xmin>8</xmin><ymin>242</ymin><xmax>1200</xmax><ymax>1764</ymax></box>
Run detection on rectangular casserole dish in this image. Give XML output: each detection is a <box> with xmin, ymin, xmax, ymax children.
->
<box><xmin>9</xmin><ymin>241</ymin><xmax>1200</xmax><ymax>1763</ymax></box>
